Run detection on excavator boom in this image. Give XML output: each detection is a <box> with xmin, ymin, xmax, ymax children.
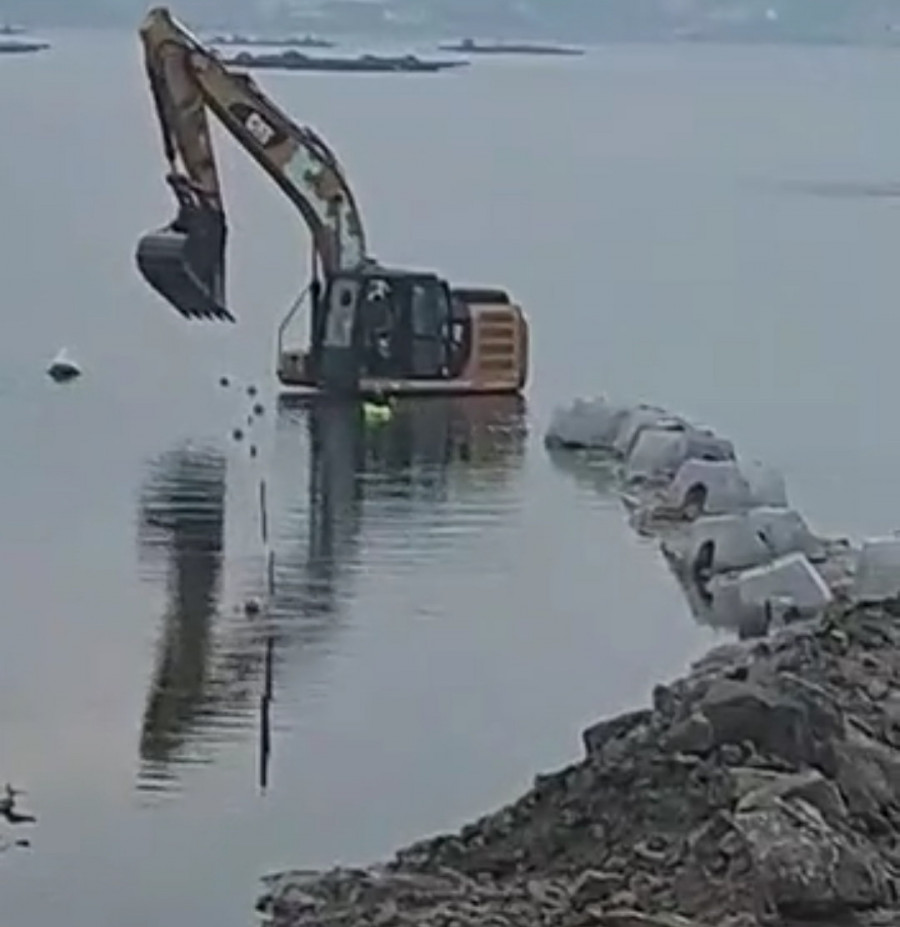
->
<box><xmin>136</xmin><ymin>7</ymin><xmax>368</xmax><ymax>322</ymax></box>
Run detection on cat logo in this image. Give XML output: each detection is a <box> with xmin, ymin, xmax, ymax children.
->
<box><xmin>228</xmin><ymin>103</ymin><xmax>287</xmax><ymax>150</ymax></box>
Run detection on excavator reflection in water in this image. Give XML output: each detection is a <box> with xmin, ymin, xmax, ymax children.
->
<box><xmin>135</xmin><ymin>396</ymin><xmax>526</xmax><ymax>793</ymax></box>
<box><xmin>136</xmin><ymin>444</ymin><xmax>229</xmax><ymax>791</ymax></box>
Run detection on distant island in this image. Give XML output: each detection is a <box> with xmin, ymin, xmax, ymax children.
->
<box><xmin>225</xmin><ymin>49</ymin><xmax>468</xmax><ymax>74</ymax></box>
<box><xmin>438</xmin><ymin>38</ymin><xmax>585</xmax><ymax>56</ymax></box>
<box><xmin>208</xmin><ymin>33</ymin><xmax>336</xmax><ymax>49</ymax></box>
<box><xmin>0</xmin><ymin>21</ymin><xmax>50</xmax><ymax>54</ymax></box>
<box><xmin>0</xmin><ymin>37</ymin><xmax>50</xmax><ymax>54</ymax></box>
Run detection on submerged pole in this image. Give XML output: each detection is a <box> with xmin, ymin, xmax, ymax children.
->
<box><xmin>259</xmin><ymin>479</ymin><xmax>269</xmax><ymax>546</ymax></box>
<box><xmin>258</xmin><ymin>635</ymin><xmax>275</xmax><ymax>791</ymax></box>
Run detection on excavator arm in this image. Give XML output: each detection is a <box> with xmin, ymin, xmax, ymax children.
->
<box><xmin>136</xmin><ymin>6</ymin><xmax>368</xmax><ymax>321</ymax></box>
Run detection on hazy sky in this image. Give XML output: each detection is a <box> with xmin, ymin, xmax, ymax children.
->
<box><xmin>5</xmin><ymin>0</ymin><xmax>898</xmax><ymax>39</ymax></box>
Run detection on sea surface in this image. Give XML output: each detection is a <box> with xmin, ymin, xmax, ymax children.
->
<box><xmin>1</xmin><ymin>29</ymin><xmax>899</xmax><ymax>926</ymax></box>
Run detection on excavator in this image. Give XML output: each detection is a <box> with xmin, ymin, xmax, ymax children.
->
<box><xmin>135</xmin><ymin>7</ymin><xmax>530</xmax><ymax>397</ymax></box>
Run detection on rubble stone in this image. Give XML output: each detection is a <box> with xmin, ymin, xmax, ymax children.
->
<box><xmin>259</xmin><ymin>604</ymin><xmax>900</xmax><ymax>927</ymax></box>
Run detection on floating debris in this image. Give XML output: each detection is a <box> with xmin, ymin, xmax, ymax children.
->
<box><xmin>232</xmin><ymin>428</ymin><xmax>244</xmax><ymax>442</ymax></box>
<box><xmin>46</xmin><ymin>348</ymin><xmax>81</xmax><ymax>383</ymax></box>
<box><xmin>0</xmin><ymin>784</ymin><xmax>35</xmax><ymax>825</ymax></box>
<box><xmin>0</xmin><ymin>837</ymin><xmax>30</xmax><ymax>855</ymax></box>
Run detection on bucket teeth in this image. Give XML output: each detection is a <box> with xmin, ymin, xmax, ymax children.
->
<box><xmin>135</xmin><ymin>202</ymin><xmax>232</xmax><ymax>322</ymax></box>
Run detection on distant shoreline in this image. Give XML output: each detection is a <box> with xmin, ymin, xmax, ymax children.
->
<box><xmin>7</xmin><ymin>22</ymin><xmax>900</xmax><ymax>51</ymax></box>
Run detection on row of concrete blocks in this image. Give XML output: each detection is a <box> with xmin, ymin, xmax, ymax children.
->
<box><xmin>545</xmin><ymin>396</ymin><xmax>900</xmax><ymax>635</ymax></box>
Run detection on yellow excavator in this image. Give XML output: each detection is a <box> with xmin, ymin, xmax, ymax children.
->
<box><xmin>135</xmin><ymin>8</ymin><xmax>529</xmax><ymax>397</ymax></box>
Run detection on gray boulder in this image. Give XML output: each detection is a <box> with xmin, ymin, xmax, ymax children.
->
<box><xmin>734</xmin><ymin>768</ymin><xmax>848</xmax><ymax>826</ymax></box>
<box><xmin>699</xmin><ymin>678</ymin><xmax>841</xmax><ymax>769</ymax></box>
<box><xmin>834</xmin><ymin>726</ymin><xmax>900</xmax><ymax>819</ymax></box>
<box><xmin>734</xmin><ymin>797</ymin><xmax>890</xmax><ymax>919</ymax></box>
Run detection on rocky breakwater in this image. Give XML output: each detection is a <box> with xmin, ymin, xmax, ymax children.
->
<box><xmin>544</xmin><ymin>397</ymin><xmax>900</xmax><ymax>636</ymax></box>
<box><xmin>259</xmin><ymin>605</ymin><xmax>900</xmax><ymax>926</ymax></box>
<box><xmin>258</xmin><ymin>397</ymin><xmax>900</xmax><ymax>927</ymax></box>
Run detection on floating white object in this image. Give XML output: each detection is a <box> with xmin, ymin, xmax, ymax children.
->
<box><xmin>46</xmin><ymin>348</ymin><xmax>81</xmax><ymax>382</ymax></box>
<box><xmin>850</xmin><ymin>536</ymin><xmax>900</xmax><ymax>603</ymax></box>
<box><xmin>625</xmin><ymin>426</ymin><xmax>735</xmax><ymax>484</ymax></box>
<box><xmin>544</xmin><ymin>397</ymin><xmax>628</xmax><ymax>450</ymax></box>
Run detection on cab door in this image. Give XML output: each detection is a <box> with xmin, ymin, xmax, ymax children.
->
<box><xmin>409</xmin><ymin>279</ymin><xmax>450</xmax><ymax>378</ymax></box>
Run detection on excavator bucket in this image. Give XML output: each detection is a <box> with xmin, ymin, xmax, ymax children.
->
<box><xmin>136</xmin><ymin>181</ymin><xmax>233</xmax><ymax>322</ymax></box>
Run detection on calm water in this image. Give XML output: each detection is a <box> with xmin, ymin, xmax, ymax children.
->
<box><xmin>2</xmin><ymin>29</ymin><xmax>900</xmax><ymax>926</ymax></box>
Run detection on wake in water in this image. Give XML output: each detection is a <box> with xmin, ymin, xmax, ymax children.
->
<box><xmin>765</xmin><ymin>177</ymin><xmax>900</xmax><ymax>199</ymax></box>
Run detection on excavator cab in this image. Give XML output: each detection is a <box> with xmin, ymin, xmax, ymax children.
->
<box><xmin>136</xmin><ymin>174</ymin><xmax>232</xmax><ymax>322</ymax></box>
<box><xmin>301</xmin><ymin>267</ymin><xmax>470</xmax><ymax>393</ymax></box>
